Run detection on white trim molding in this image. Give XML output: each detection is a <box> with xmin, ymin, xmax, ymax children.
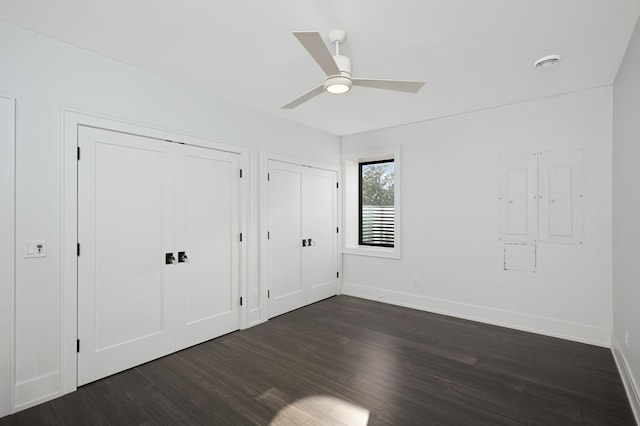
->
<box><xmin>612</xmin><ymin>332</ymin><xmax>640</xmax><ymax>423</ymax></box>
<box><xmin>342</xmin><ymin>282</ymin><xmax>612</xmax><ymax>347</ymax></box>
<box><xmin>14</xmin><ymin>371</ymin><xmax>60</xmax><ymax>411</ymax></box>
<box><xmin>0</xmin><ymin>95</ymin><xmax>16</xmax><ymax>418</ymax></box>
<box><xmin>62</xmin><ymin>109</ymin><xmax>250</xmax><ymax>399</ymax></box>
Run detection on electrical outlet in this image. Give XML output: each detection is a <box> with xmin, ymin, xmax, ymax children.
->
<box><xmin>251</xmin><ymin>288</ymin><xmax>258</xmax><ymax>300</ymax></box>
<box><xmin>24</xmin><ymin>240</ymin><xmax>46</xmax><ymax>258</ymax></box>
<box><xmin>413</xmin><ymin>277</ymin><xmax>420</xmax><ymax>288</ymax></box>
<box><xmin>625</xmin><ymin>330</ymin><xmax>630</xmax><ymax>348</ymax></box>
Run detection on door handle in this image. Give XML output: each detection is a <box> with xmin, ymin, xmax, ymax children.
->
<box><xmin>302</xmin><ymin>239</ymin><xmax>307</xmax><ymax>247</ymax></box>
<box><xmin>307</xmin><ymin>238</ymin><xmax>313</xmax><ymax>246</ymax></box>
<box><xmin>165</xmin><ymin>253</ymin><xmax>176</xmax><ymax>265</ymax></box>
<box><xmin>178</xmin><ymin>251</ymin><xmax>188</xmax><ymax>263</ymax></box>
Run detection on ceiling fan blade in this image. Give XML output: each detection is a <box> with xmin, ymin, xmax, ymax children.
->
<box><xmin>352</xmin><ymin>78</ymin><xmax>425</xmax><ymax>93</ymax></box>
<box><xmin>293</xmin><ymin>32</ymin><xmax>340</xmax><ymax>77</ymax></box>
<box><xmin>282</xmin><ymin>85</ymin><xmax>325</xmax><ymax>109</ymax></box>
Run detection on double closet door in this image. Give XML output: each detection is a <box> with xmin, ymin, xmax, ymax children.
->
<box><xmin>78</xmin><ymin>127</ymin><xmax>241</xmax><ymax>385</ymax></box>
<box><xmin>268</xmin><ymin>160</ymin><xmax>338</xmax><ymax>318</ymax></box>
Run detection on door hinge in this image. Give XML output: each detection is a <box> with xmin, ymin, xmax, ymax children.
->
<box><xmin>239</xmin><ymin>233</ymin><xmax>243</xmax><ymax>242</ymax></box>
<box><xmin>77</xmin><ymin>339</ymin><xmax>80</xmax><ymax>353</ymax></box>
<box><xmin>240</xmin><ymin>169</ymin><xmax>243</xmax><ymax>178</ymax></box>
<box><xmin>77</xmin><ymin>147</ymin><xmax>80</xmax><ymax>160</ymax></box>
<box><xmin>337</xmin><ymin>272</ymin><xmax>339</xmax><ymax>278</ymax></box>
<box><xmin>240</xmin><ymin>296</ymin><xmax>243</xmax><ymax>306</ymax></box>
<box><xmin>77</xmin><ymin>243</ymin><xmax>80</xmax><ymax>256</ymax></box>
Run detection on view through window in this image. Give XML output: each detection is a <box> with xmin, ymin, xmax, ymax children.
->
<box><xmin>359</xmin><ymin>159</ymin><xmax>395</xmax><ymax>247</ymax></box>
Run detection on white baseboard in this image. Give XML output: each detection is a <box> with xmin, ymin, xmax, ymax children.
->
<box><xmin>14</xmin><ymin>371</ymin><xmax>60</xmax><ymax>412</ymax></box>
<box><xmin>611</xmin><ymin>333</ymin><xmax>640</xmax><ymax>423</ymax></box>
<box><xmin>342</xmin><ymin>282</ymin><xmax>611</xmax><ymax>347</ymax></box>
<box><xmin>249</xmin><ymin>308</ymin><xmax>265</xmax><ymax>327</ymax></box>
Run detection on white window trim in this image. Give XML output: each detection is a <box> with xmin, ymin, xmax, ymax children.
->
<box><xmin>343</xmin><ymin>147</ymin><xmax>400</xmax><ymax>259</ymax></box>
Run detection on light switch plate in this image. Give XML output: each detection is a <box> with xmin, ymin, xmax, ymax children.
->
<box><xmin>24</xmin><ymin>240</ymin><xmax>46</xmax><ymax>258</ymax></box>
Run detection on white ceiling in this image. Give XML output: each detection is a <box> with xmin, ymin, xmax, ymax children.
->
<box><xmin>1</xmin><ymin>0</ymin><xmax>639</xmax><ymax>136</ymax></box>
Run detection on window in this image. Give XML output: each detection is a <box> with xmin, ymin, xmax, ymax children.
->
<box><xmin>359</xmin><ymin>159</ymin><xmax>395</xmax><ymax>247</ymax></box>
<box><xmin>343</xmin><ymin>147</ymin><xmax>400</xmax><ymax>259</ymax></box>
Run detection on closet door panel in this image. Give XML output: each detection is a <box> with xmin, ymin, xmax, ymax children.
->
<box><xmin>78</xmin><ymin>127</ymin><xmax>175</xmax><ymax>386</ymax></box>
<box><xmin>268</xmin><ymin>161</ymin><xmax>305</xmax><ymax>318</ymax></box>
<box><xmin>303</xmin><ymin>169</ymin><xmax>338</xmax><ymax>304</ymax></box>
<box><xmin>175</xmin><ymin>146</ymin><xmax>240</xmax><ymax>349</ymax></box>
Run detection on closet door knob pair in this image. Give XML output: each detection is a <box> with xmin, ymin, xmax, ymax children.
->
<box><xmin>165</xmin><ymin>252</ymin><xmax>188</xmax><ymax>264</ymax></box>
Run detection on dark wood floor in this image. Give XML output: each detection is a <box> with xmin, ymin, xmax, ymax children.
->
<box><xmin>1</xmin><ymin>296</ymin><xmax>635</xmax><ymax>425</ymax></box>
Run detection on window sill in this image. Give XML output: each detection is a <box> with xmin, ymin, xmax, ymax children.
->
<box><xmin>343</xmin><ymin>246</ymin><xmax>400</xmax><ymax>259</ymax></box>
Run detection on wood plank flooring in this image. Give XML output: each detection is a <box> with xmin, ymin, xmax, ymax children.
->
<box><xmin>1</xmin><ymin>296</ymin><xmax>635</xmax><ymax>425</ymax></box>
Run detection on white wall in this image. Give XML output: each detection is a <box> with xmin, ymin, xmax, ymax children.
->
<box><xmin>612</xmin><ymin>14</ymin><xmax>640</xmax><ymax>418</ymax></box>
<box><xmin>342</xmin><ymin>87</ymin><xmax>613</xmax><ymax>346</ymax></box>
<box><xmin>0</xmin><ymin>20</ymin><xmax>339</xmax><ymax>412</ymax></box>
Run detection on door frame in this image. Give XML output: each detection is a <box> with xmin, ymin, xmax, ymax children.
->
<box><xmin>62</xmin><ymin>110</ymin><xmax>249</xmax><ymax>396</ymax></box>
<box><xmin>259</xmin><ymin>151</ymin><xmax>342</xmax><ymax>324</ymax></box>
<box><xmin>0</xmin><ymin>95</ymin><xmax>16</xmax><ymax>417</ymax></box>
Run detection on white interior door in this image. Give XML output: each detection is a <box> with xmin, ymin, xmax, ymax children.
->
<box><xmin>268</xmin><ymin>161</ymin><xmax>305</xmax><ymax>317</ymax></box>
<box><xmin>303</xmin><ymin>169</ymin><xmax>338</xmax><ymax>304</ymax></box>
<box><xmin>174</xmin><ymin>145</ymin><xmax>240</xmax><ymax>350</ymax></box>
<box><xmin>78</xmin><ymin>127</ymin><xmax>242</xmax><ymax>385</ymax></box>
<box><xmin>0</xmin><ymin>96</ymin><xmax>15</xmax><ymax>417</ymax></box>
<box><xmin>78</xmin><ymin>127</ymin><xmax>176</xmax><ymax>385</ymax></box>
<box><xmin>268</xmin><ymin>160</ymin><xmax>338</xmax><ymax>318</ymax></box>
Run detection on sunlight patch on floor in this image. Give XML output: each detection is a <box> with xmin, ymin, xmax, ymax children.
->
<box><xmin>270</xmin><ymin>395</ymin><xmax>370</xmax><ymax>425</ymax></box>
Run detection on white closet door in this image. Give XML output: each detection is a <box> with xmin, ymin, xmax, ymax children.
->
<box><xmin>268</xmin><ymin>160</ymin><xmax>338</xmax><ymax>318</ymax></box>
<box><xmin>174</xmin><ymin>145</ymin><xmax>240</xmax><ymax>350</ymax></box>
<box><xmin>78</xmin><ymin>127</ymin><xmax>176</xmax><ymax>385</ymax></box>
<box><xmin>303</xmin><ymin>168</ymin><xmax>338</xmax><ymax>304</ymax></box>
<box><xmin>268</xmin><ymin>161</ymin><xmax>305</xmax><ymax>317</ymax></box>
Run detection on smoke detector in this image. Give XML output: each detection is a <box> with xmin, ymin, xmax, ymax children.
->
<box><xmin>533</xmin><ymin>55</ymin><xmax>561</xmax><ymax>70</ymax></box>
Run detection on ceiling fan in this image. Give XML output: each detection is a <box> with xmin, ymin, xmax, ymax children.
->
<box><xmin>282</xmin><ymin>30</ymin><xmax>425</xmax><ymax>109</ymax></box>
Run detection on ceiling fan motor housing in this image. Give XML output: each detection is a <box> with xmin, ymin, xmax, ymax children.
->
<box><xmin>323</xmin><ymin>55</ymin><xmax>353</xmax><ymax>93</ymax></box>
<box><xmin>323</xmin><ymin>55</ymin><xmax>352</xmax><ymax>93</ymax></box>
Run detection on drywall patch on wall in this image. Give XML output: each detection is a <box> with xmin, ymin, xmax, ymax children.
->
<box><xmin>503</xmin><ymin>243</ymin><xmax>536</xmax><ymax>272</ymax></box>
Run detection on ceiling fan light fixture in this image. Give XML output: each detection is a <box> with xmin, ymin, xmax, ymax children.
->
<box><xmin>324</xmin><ymin>75</ymin><xmax>352</xmax><ymax>94</ymax></box>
